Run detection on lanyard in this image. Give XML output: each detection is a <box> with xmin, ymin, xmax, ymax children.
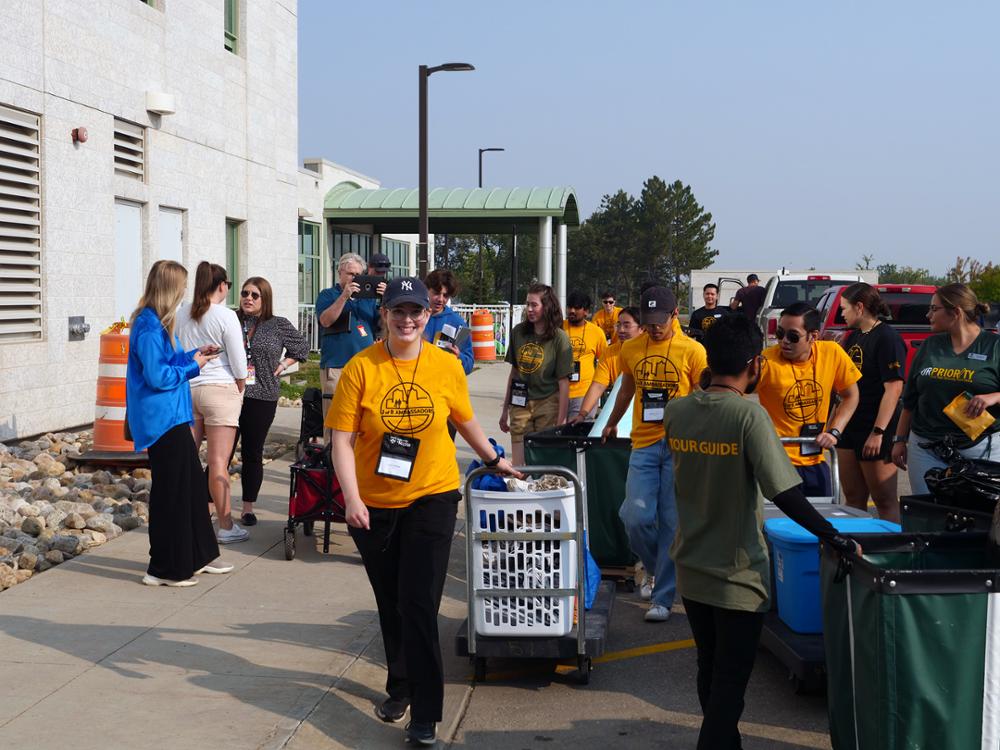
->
<box><xmin>242</xmin><ymin>317</ymin><xmax>258</xmax><ymax>354</ymax></box>
<box><xmin>385</xmin><ymin>340</ymin><xmax>422</xmax><ymax>434</ymax></box>
<box><xmin>644</xmin><ymin>330</ymin><xmax>675</xmax><ymax>386</ymax></box>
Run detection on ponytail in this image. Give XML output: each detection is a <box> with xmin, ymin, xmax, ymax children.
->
<box><xmin>937</xmin><ymin>283</ymin><xmax>989</xmax><ymax>324</ymax></box>
<box><xmin>190</xmin><ymin>261</ymin><xmax>229</xmax><ymax>321</ymax></box>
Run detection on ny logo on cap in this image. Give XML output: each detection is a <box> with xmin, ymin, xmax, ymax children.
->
<box><xmin>648</xmin><ymin>300</ymin><xmax>656</xmax><ymax>308</ymax></box>
<box><xmin>401</xmin><ymin>281</ymin><xmax>413</xmax><ymax>291</ymax></box>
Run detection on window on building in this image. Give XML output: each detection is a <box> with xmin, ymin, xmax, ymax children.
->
<box><xmin>298</xmin><ymin>220</ymin><xmax>320</xmax><ymax>305</ymax></box>
<box><xmin>114</xmin><ymin>119</ymin><xmax>145</xmax><ymax>182</ymax></box>
<box><xmin>0</xmin><ymin>104</ymin><xmax>42</xmax><ymax>342</ymax></box>
<box><xmin>224</xmin><ymin>0</ymin><xmax>238</xmax><ymax>53</ymax></box>
<box><xmin>381</xmin><ymin>238</ymin><xmax>411</xmax><ymax>278</ymax></box>
<box><xmin>225</xmin><ymin>219</ymin><xmax>241</xmax><ymax>307</ymax></box>
<box><xmin>331</xmin><ymin>230</ymin><xmax>371</xmax><ymax>267</ymax></box>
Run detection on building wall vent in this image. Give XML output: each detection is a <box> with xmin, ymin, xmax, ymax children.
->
<box><xmin>113</xmin><ymin>118</ymin><xmax>145</xmax><ymax>181</ymax></box>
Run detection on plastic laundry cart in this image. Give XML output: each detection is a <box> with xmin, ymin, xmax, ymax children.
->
<box><xmin>822</xmin><ymin>531</ymin><xmax>1000</xmax><ymax>749</ymax></box>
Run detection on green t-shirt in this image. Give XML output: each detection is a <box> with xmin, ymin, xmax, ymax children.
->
<box><xmin>902</xmin><ymin>331</ymin><xmax>1000</xmax><ymax>445</ymax></box>
<box><xmin>505</xmin><ymin>325</ymin><xmax>575</xmax><ymax>400</ymax></box>
<box><xmin>664</xmin><ymin>390</ymin><xmax>802</xmax><ymax>612</ymax></box>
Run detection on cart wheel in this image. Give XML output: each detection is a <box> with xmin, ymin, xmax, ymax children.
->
<box><xmin>303</xmin><ymin>520</ymin><xmax>314</xmax><ymax>536</ymax></box>
<box><xmin>473</xmin><ymin>657</ymin><xmax>487</xmax><ymax>682</ymax></box>
<box><xmin>623</xmin><ymin>579</ymin><xmax>636</xmax><ymax>594</ymax></box>
<box><xmin>284</xmin><ymin>528</ymin><xmax>295</xmax><ymax>560</ymax></box>
<box><xmin>575</xmin><ymin>656</ymin><xmax>592</xmax><ymax>685</ymax></box>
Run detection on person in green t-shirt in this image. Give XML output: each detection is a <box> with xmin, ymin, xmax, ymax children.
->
<box><xmin>664</xmin><ymin>314</ymin><xmax>858</xmax><ymax>750</ymax></box>
<box><xmin>500</xmin><ymin>283</ymin><xmax>574</xmax><ymax>465</ymax></box>
<box><xmin>893</xmin><ymin>283</ymin><xmax>1000</xmax><ymax>494</ymax></box>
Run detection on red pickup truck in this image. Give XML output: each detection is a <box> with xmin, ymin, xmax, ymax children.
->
<box><xmin>815</xmin><ymin>284</ymin><xmax>937</xmax><ymax>372</ymax></box>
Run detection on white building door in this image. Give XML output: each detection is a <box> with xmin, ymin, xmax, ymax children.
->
<box><xmin>114</xmin><ymin>200</ymin><xmax>143</xmax><ymax>324</ymax></box>
<box><xmin>158</xmin><ymin>207</ymin><xmax>183</xmax><ymax>263</ymax></box>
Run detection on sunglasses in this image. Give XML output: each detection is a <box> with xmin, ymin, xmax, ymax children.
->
<box><xmin>774</xmin><ymin>328</ymin><xmax>804</xmax><ymax>343</ymax></box>
<box><xmin>240</xmin><ymin>290</ymin><xmax>261</xmax><ymax>300</ymax></box>
<box><xmin>603</xmin><ymin>299</ymin><xmax>615</xmax><ymax>304</ymax></box>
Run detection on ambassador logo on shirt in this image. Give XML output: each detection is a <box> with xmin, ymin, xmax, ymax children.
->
<box><xmin>569</xmin><ymin>336</ymin><xmax>586</xmax><ymax>358</ymax></box>
<box><xmin>847</xmin><ymin>344</ymin><xmax>863</xmax><ymax>368</ymax></box>
<box><xmin>634</xmin><ymin>356</ymin><xmax>680</xmax><ymax>397</ymax></box>
<box><xmin>380</xmin><ymin>383</ymin><xmax>435</xmax><ymax>434</ymax></box>
<box><xmin>517</xmin><ymin>343</ymin><xmax>545</xmax><ymax>374</ymax></box>
<box><xmin>783</xmin><ymin>380</ymin><xmax>823</xmax><ymax>422</ymax></box>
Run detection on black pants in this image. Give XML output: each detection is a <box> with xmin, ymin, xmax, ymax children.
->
<box><xmin>238</xmin><ymin>397</ymin><xmax>278</xmax><ymax>503</ymax></box>
<box><xmin>146</xmin><ymin>423</ymin><xmax>220</xmax><ymax>580</ymax></box>
<box><xmin>683</xmin><ymin>597</ymin><xmax>766</xmax><ymax>750</ymax></box>
<box><xmin>349</xmin><ymin>491</ymin><xmax>459</xmax><ymax>723</ymax></box>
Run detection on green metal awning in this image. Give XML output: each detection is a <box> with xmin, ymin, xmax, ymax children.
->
<box><xmin>324</xmin><ymin>185</ymin><xmax>579</xmax><ymax>234</ymax></box>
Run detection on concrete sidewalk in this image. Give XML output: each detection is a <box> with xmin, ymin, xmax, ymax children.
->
<box><xmin>0</xmin><ymin>363</ymin><xmax>512</xmax><ymax>750</ymax></box>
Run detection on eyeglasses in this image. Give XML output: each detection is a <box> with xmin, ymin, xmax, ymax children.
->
<box><xmin>240</xmin><ymin>290</ymin><xmax>260</xmax><ymax>300</ymax></box>
<box><xmin>388</xmin><ymin>308</ymin><xmax>425</xmax><ymax>322</ymax></box>
<box><xmin>774</xmin><ymin>328</ymin><xmax>804</xmax><ymax>343</ymax></box>
<box><xmin>928</xmin><ymin>304</ymin><xmax>947</xmax><ymax>314</ymax></box>
<box><xmin>603</xmin><ymin>299</ymin><xmax>615</xmax><ymax>304</ymax></box>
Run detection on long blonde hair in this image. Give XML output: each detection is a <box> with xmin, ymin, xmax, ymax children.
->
<box><xmin>130</xmin><ymin>260</ymin><xmax>188</xmax><ymax>337</ymax></box>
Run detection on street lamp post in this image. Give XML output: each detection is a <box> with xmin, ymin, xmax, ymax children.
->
<box><xmin>418</xmin><ymin>62</ymin><xmax>474</xmax><ymax>278</ymax></box>
<box><xmin>478</xmin><ymin>147</ymin><xmax>504</xmax><ymax>189</ymax></box>
<box><xmin>477</xmin><ymin>147</ymin><xmax>504</xmax><ymax>301</ymax></box>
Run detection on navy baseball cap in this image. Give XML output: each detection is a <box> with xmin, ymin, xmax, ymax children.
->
<box><xmin>640</xmin><ymin>286</ymin><xmax>677</xmax><ymax>324</ymax></box>
<box><xmin>370</xmin><ymin>253</ymin><xmax>392</xmax><ymax>271</ymax></box>
<box><xmin>382</xmin><ymin>277</ymin><xmax>429</xmax><ymax>309</ymax></box>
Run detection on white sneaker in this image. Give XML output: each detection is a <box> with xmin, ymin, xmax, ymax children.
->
<box><xmin>195</xmin><ymin>562</ymin><xmax>235</xmax><ymax>575</ymax></box>
<box><xmin>143</xmin><ymin>574</ymin><xmax>198</xmax><ymax>587</ymax></box>
<box><xmin>640</xmin><ymin>576</ymin><xmax>654</xmax><ymax>601</ymax></box>
<box><xmin>217</xmin><ymin>523</ymin><xmax>249</xmax><ymax>544</ymax></box>
<box><xmin>644</xmin><ymin>604</ymin><xmax>671</xmax><ymax>622</ymax></box>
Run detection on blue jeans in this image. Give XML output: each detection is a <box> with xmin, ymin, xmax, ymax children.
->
<box><xmin>619</xmin><ymin>438</ymin><xmax>676</xmax><ymax>608</ymax></box>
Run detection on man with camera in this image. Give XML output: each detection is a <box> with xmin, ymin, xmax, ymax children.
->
<box><xmin>316</xmin><ymin>253</ymin><xmax>384</xmax><ymax>432</ymax></box>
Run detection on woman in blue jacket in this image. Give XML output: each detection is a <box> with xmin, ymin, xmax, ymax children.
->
<box><xmin>127</xmin><ymin>260</ymin><xmax>233</xmax><ymax>587</ymax></box>
<box><xmin>423</xmin><ymin>269</ymin><xmax>475</xmax><ymax>374</ymax></box>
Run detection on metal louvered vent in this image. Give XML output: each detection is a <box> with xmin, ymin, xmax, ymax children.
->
<box><xmin>113</xmin><ymin>119</ymin><xmax>144</xmax><ymax>181</ymax></box>
<box><xmin>0</xmin><ymin>104</ymin><xmax>42</xmax><ymax>342</ymax></box>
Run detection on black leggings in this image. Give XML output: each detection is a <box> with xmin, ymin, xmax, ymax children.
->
<box><xmin>682</xmin><ymin>597</ymin><xmax>765</xmax><ymax>750</ymax></box>
<box><xmin>238</xmin><ymin>397</ymin><xmax>278</xmax><ymax>503</ymax></box>
<box><xmin>349</xmin><ymin>491</ymin><xmax>459</xmax><ymax>722</ymax></box>
<box><xmin>146</xmin><ymin>423</ymin><xmax>220</xmax><ymax>580</ymax></box>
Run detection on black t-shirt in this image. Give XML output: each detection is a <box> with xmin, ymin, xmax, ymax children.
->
<box><xmin>689</xmin><ymin>306</ymin><xmax>729</xmax><ymax>335</ymax></box>
<box><xmin>734</xmin><ymin>285</ymin><xmax>767</xmax><ymax>320</ymax></box>
<box><xmin>841</xmin><ymin>321</ymin><xmax>906</xmax><ymax>430</ymax></box>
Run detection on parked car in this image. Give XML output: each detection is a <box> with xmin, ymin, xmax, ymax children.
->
<box><xmin>816</xmin><ymin>283</ymin><xmax>937</xmax><ymax>371</ymax></box>
<box><xmin>756</xmin><ymin>273</ymin><xmax>872</xmax><ymax>344</ymax></box>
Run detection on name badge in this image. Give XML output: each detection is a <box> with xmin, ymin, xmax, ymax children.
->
<box><xmin>376</xmin><ymin>434</ymin><xmax>420</xmax><ymax>481</ymax></box>
<box><xmin>570</xmin><ymin>360</ymin><xmax>581</xmax><ymax>383</ymax></box>
<box><xmin>969</xmin><ymin>353</ymin><xmax>988</xmax><ymax>361</ymax></box>
<box><xmin>642</xmin><ymin>389</ymin><xmax>666</xmax><ymax>423</ymax></box>
<box><xmin>799</xmin><ymin>422</ymin><xmax>825</xmax><ymax>456</ymax></box>
<box><xmin>357</xmin><ymin>325</ymin><xmax>368</xmax><ymax>338</ymax></box>
<box><xmin>245</xmin><ymin>363</ymin><xmax>256</xmax><ymax>386</ymax></box>
<box><xmin>510</xmin><ymin>379</ymin><xmax>529</xmax><ymax>408</ymax></box>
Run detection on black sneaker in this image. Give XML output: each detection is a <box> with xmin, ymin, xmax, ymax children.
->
<box><xmin>374</xmin><ymin>696</ymin><xmax>409</xmax><ymax>723</ymax></box>
<box><xmin>241</xmin><ymin>512</ymin><xmax>257</xmax><ymax>526</ymax></box>
<box><xmin>405</xmin><ymin>721</ymin><xmax>436</xmax><ymax>746</ymax></box>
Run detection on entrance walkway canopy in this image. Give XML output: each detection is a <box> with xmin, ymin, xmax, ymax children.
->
<box><xmin>324</xmin><ymin>185</ymin><xmax>580</xmax><ymax>307</ymax></box>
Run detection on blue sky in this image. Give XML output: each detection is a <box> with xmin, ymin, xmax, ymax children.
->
<box><xmin>298</xmin><ymin>1</ymin><xmax>999</xmax><ymax>272</ymax></box>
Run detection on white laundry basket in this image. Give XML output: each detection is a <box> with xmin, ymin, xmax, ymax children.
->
<box><xmin>469</xmin><ymin>485</ymin><xmax>578</xmax><ymax>637</ymax></box>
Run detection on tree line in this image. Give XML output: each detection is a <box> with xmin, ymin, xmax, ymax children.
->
<box><xmin>856</xmin><ymin>255</ymin><xmax>1000</xmax><ymax>303</ymax></box>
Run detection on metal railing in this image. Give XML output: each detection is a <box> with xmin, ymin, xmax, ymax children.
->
<box><xmin>298</xmin><ymin>304</ymin><xmax>320</xmax><ymax>352</ymax></box>
<box><xmin>450</xmin><ymin>303</ymin><xmax>523</xmax><ymax>359</ymax></box>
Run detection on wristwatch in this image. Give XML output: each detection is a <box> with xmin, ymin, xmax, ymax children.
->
<box><xmin>892</xmin><ymin>434</ymin><xmax>908</xmax><ymax>444</ymax></box>
<box><xmin>484</xmin><ymin>452</ymin><xmax>502</xmax><ymax>468</ymax></box>
<box><xmin>827</xmin><ymin>428</ymin><xmax>842</xmax><ymax>442</ymax></box>
<box><xmin>871</xmin><ymin>426</ymin><xmax>885</xmax><ymax>435</ymax></box>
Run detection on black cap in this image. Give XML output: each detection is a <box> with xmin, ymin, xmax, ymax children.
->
<box><xmin>382</xmin><ymin>277</ymin><xmax>429</xmax><ymax>309</ymax></box>
<box><xmin>370</xmin><ymin>253</ymin><xmax>392</xmax><ymax>271</ymax></box>
<box><xmin>640</xmin><ymin>286</ymin><xmax>677</xmax><ymax>324</ymax></box>
<box><xmin>747</xmin><ymin>273</ymin><xmax>759</xmax><ymax>283</ymax></box>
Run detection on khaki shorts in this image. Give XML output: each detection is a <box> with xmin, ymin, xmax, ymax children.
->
<box><xmin>509</xmin><ymin>393</ymin><xmax>560</xmax><ymax>443</ymax></box>
<box><xmin>319</xmin><ymin>367</ymin><xmax>343</xmax><ymax>421</ymax></box>
<box><xmin>191</xmin><ymin>383</ymin><xmax>243</xmax><ymax>427</ymax></box>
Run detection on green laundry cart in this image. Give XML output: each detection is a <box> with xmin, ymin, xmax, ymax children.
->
<box><xmin>821</xmin><ymin>532</ymin><xmax>1000</xmax><ymax>749</ymax></box>
<box><xmin>524</xmin><ymin>422</ymin><xmax>637</xmax><ymax>573</ymax></box>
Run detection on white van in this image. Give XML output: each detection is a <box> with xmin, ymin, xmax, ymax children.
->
<box><xmin>755</xmin><ymin>272</ymin><xmax>876</xmax><ymax>344</ymax></box>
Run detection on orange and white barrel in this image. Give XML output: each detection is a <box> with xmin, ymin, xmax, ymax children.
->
<box><xmin>471</xmin><ymin>310</ymin><xmax>496</xmax><ymax>362</ymax></box>
<box><xmin>92</xmin><ymin>332</ymin><xmax>135</xmax><ymax>453</ymax></box>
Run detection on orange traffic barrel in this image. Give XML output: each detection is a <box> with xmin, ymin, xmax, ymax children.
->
<box><xmin>82</xmin><ymin>331</ymin><xmax>148</xmax><ymax>465</ymax></box>
<box><xmin>471</xmin><ymin>310</ymin><xmax>496</xmax><ymax>361</ymax></box>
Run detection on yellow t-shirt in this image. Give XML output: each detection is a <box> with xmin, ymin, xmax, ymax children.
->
<box><xmin>326</xmin><ymin>341</ymin><xmax>474</xmax><ymax>508</ymax></box>
<box><xmin>619</xmin><ymin>331</ymin><xmax>708</xmax><ymax>449</ymax></box>
<box><xmin>562</xmin><ymin>320</ymin><xmax>607</xmax><ymax>399</ymax></box>
<box><xmin>756</xmin><ymin>341</ymin><xmax>862</xmax><ymax>466</ymax></box>
<box><xmin>592</xmin><ymin>306</ymin><xmax>622</xmax><ymax>342</ymax></box>
<box><xmin>593</xmin><ymin>341</ymin><xmax>623</xmax><ymax>387</ymax></box>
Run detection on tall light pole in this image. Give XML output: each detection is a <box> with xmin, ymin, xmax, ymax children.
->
<box><xmin>477</xmin><ymin>147</ymin><xmax>504</xmax><ymax>301</ymax></box>
<box><xmin>418</xmin><ymin>62</ymin><xmax>474</xmax><ymax>278</ymax></box>
<box><xmin>478</xmin><ymin>147</ymin><xmax>504</xmax><ymax>189</ymax></box>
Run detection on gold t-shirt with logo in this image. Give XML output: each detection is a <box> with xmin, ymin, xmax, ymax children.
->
<box><xmin>562</xmin><ymin>320</ymin><xmax>607</xmax><ymax>399</ymax></box>
<box><xmin>619</xmin><ymin>331</ymin><xmax>708</xmax><ymax>449</ymax></box>
<box><xmin>757</xmin><ymin>341</ymin><xmax>862</xmax><ymax>467</ymax></box>
<box><xmin>591</xmin><ymin>306</ymin><xmax>621</xmax><ymax>342</ymax></box>
<box><xmin>593</xmin><ymin>341</ymin><xmax>623</xmax><ymax>387</ymax></box>
<box><xmin>327</xmin><ymin>342</ymin><xmax>474</xmax><ymax>508</ymax></box>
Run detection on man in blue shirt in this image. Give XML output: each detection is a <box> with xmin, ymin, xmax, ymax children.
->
<box><xmin>423</xmin><ymin>269</ymin><xmax>474</xmax><ymax>375</ymax></box>
<box><xmin>315</xmin><ymin>253</ymin><xmax>382</xmax><ymax>429</ymax></box>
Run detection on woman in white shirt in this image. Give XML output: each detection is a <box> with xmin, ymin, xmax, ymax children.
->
<box><xmin>176</xmin><ymin>262</ymin><xmax>249</xmax><ymax>544</ymax></box>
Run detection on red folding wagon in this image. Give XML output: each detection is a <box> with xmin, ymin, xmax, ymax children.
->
<box><xmin>285</xmin><ymin>443</ymin><xmax>345</xmax><ymax>560</ymax></box>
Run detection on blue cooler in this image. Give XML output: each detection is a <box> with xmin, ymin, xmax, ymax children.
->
<box><xmin>764</xmin><ymin>517</ymin><xmax>900</xmax><ymax>634</ymax></box>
